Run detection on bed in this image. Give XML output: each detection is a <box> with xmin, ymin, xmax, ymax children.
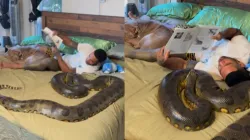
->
<box><xmin>125</xmin><ymin>1</ymin><xmax>250</xmax><ymax>140</ymax></box>
<box><xmin>0</xmin><ymin>12</ymin><xmax>124</xmax><ymax>140</ymax></box>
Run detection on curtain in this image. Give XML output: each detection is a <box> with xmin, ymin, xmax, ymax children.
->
<box><xmin>29</xmin><ymin>0</ymin><xmax>42</xmax><ymax>22</ymax></box>
<box><xmin>150</xmin><ymin>0</ymin><xmax>171</xmax><ymax>8</ymax></box>
<box><xmin>0</xmin><ymin>0</ymin><xmax>10</xmax><ymax>29</ymax></box>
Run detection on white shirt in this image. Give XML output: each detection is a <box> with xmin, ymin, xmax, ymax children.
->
<box><xmin>62</xmin><ymin>43</ymin><xmax>100</xmax><ymax>74</ymax></box>
<box><xmin>194</xmin><ymin>35</ymin><xmax>250</xmax><ymax>81</ymax></box>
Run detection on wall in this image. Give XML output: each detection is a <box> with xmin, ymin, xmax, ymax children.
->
<box><xmin>62</xmin><ymin>0</ymin><xmax>99</xmax><ymax>15</ymax></box>
<box><xmin>100</xmin><ymin>0</ymin><xmax>124</xmax><ymax>17</ymax></box>
<box><xmin>62</xmin><ymin>0</ymin><xmax>124</xmax><ymax>17</ymax></box>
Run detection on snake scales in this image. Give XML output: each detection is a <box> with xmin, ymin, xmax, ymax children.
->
<box><xmin>212</xmin><ymin>111</ymin><xmax>250</xmax><ymax>140</ymax></box>
<box><xmin>0</xmin><ymin>73</ymin><xmax>124</xmax><ymax>122</ymax></box>
<box><xmin>158</xmin><ymin>69</ymin><xmax>250</xmax><ymax>131</ymax></box>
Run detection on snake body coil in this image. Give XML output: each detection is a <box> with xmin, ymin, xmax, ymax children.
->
<box><xmin>158</xmin><ymin>69</ymin><xmax>250</xmax><ymax>131</ymax></box>
<box><xmin>0</xmin><ymin>73</ymin><xmax>124</xmax><ymax>122</ymax></box>
<box><xmin>212</xmin><ymin>112</ymin><xmax>250</xmax><ymax>140</ymax></box>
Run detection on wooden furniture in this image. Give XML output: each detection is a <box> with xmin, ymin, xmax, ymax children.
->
<box><xmin>42</xmin><ymin>12</ymin><xmax>124</xmax><ymax>43</ymax></box>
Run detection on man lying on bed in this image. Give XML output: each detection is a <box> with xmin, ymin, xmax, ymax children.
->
<box><xmin>156</xmin><ymin>28</ymin><xmax>250</xmax><ymax>87</ymax></box>
<box><xmin>0</xmin><ymin>31</ymin><xmax>107</xmax><ymax>74</ymax></box>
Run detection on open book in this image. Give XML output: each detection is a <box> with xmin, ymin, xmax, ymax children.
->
<box><xmin>43</xmin><ymin>27</ymin><xmax>63</xmax><ymax>48</ymax></box>
<box><xmin>165</xmin><ymin>25</ymin><xmax>221</xmax><ymax>54</ymax></box>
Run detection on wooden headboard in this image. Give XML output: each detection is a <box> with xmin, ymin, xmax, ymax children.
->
<box><xmin>42</xmin><ymin>12</ymin><xmax>124</xmax><ymax>44</ymax></box>
<box><xmin>179</xmin><ymin>0</ymin><xmax>250</xmax><ymax>11</ymax></box>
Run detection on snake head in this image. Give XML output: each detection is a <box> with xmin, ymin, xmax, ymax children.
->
<box><xmin>185</xmin><ymin>69</ymin><xmax>198</xmax><ymax>86</ymax></box>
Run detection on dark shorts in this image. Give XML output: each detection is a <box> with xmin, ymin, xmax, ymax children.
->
<box><xmin>186</xmin><ymin>60</ymin><xmax>198</xmax><ymax>69</ymax></box>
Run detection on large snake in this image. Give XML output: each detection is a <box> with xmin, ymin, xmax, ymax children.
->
<box><xmin>0</xmin><ymin>73</ymin><xmax>124</xmax><ymax>122</ymax></box>
<box><xmin>212</xmin><ymin>111</ymin><xmax>250</xmax><ymax>140</ymax></box>
<box><xmin>158</xmin><ymin>69</ymin><xmax>250</xmax><ymax>131</ymax></box>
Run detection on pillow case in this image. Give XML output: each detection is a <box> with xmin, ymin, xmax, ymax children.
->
<box><xmin>146</xmin><ymin>2</ymin><xmax>201</xmax><ymax>20</ymax></box>
<box><xmin>21</xmin><ymin>36</ymin><xmax>47</xmax><ymax>46</ymax></box>
<box><xmin>187</xmin><ymin>6</ymin><xmax>250</xmax><ymax>41</ymax></box>
<box><xmin>151</xmin><ymin>16</ymin><xmax>188</xmax><ymax>29</ymax></box>
<box><xmin>106</xmin><ymin>44</ymin><xmax>124</xmax><ymax>60</ymax></box>
<box><xmin>20</xmin><ymin>36</ymin><xmax>117</xmax><ymax>54</ymax></box>
<box><xmin>69</xmin><ymin>36</ymin><xmax>116</xmax><ymax>51</ymax></box>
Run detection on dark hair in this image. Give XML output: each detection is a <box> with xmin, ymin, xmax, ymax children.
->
<box><xmin>225</xmin><ymin>68</ymin><xmax>250</xmax><ymax>87</ymax></box>
<box><xmin>94</xmin><ymin>49</ymin><xmax>107</xmax><ymax>63</ymax></box>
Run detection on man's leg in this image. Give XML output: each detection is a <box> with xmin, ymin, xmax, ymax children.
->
<box><xmin>125</xmin><ymin>48</ymin><xmax>160</xmax><ymax>62</ymax></box>
<box><xmin>1</xmin><ymin>62</ymin><xmax>24</xmax><ymax>69</ymax></box>
<box><xmin>126</xmin><ymin>48</ymin><xmax>197</xmax><ymax>63</ymax></box>
<box><xmin>161</xmin><ymin>57</ymin><xmax>188</xmax><ymax>70</ymax></box>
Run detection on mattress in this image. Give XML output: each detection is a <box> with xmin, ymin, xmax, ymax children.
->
<box><xmin>124</xmin><ymin>57</ymin><xmax>250</xmax><ymax>140</ymax></box>
<box><xmin>0</xmin><ymin>56</ymin><xmax>124</xmax><ymax>140</ymax></box>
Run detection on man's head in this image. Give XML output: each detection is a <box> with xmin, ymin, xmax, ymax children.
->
<box><xmin>86</xmin><ymin>49</ymin><xmax>107</xmax><ymax>66</ymax></box>
<box><xmin>218</xmin><ymin>56</ymin><xmax>250</xmax><ymax>86</ymax></box>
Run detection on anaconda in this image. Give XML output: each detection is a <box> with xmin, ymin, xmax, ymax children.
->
<box><xmin>158</xmin><ymin>69</ymin><xmax>250</xmax><ymax>131</ymax></box>
<box><xmin>212</xmin><ymin>112</ymin><xmax>250</xmax><ymax>140</ymax></box>
<box><xmin>0</xmin><ymin>73</ymin><xmax>124</xmax><ymax>122</ymax></box>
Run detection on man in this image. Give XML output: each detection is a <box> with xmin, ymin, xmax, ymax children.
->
<box><xmin>156</xmin><ymin>28</ymin><xmax>250</xmax><ymax>87</ymax></box>
<box><xmin>0</xmin><ymin>31</ymin><xmax>107</xmax><ymax>74</ymax></box>
<box><xmin>51</xmin><ymin>31</ymin><xmax>107</xmax><ymax>74</ymax></box>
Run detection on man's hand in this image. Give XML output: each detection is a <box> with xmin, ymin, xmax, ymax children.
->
<box><xmin>52</xmin><ymin>46</ymin><xmax>61</xmax><ymax>57</ymax></box>
<box><xmin>211</xmin><ymin>28</ymin><xmax>243</xmax><ymax>41</ymax></box>
<box><xmin>211</xmin><ymin>33</ymin><xmax>222</xmax><ymax>40</ymax></box>
<box><xmin>156</xmin><ymin>46</ymin><xmax>170</xmax><ymax>66</ymax></box>
<box><xmin>52</xmin><ymin>30</ymin><xmax>78</xmax><ymax>49</ymax></box>
<box><xmin>52</xmin><ymin>30</ymin><xmax>73</xmax><ymax>47</ymax></box>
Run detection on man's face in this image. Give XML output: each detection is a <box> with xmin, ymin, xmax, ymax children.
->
<box><xmin>86</xmin><ymin>52</ymin><xmax>98</xmax><ymax>66</ymax></box>
<box><xmin>218</xmin><ymin>56</ymin><xmax>244</xmax><ymax>79</ymax></box>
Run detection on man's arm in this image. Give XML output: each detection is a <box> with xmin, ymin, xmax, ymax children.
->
<box><xmin>156</xmin><ymin>47</ymin><xmax>187</xmax><ymax>70</ymax></box>
<box><xmin>55</xmin><ymin>52</ymin><xmax>76</xmax><ymax>73</ymax></box>
<box><xmin>212</xmin><ymin>28</ymin><xmax>243</xmax><ymax>41</ymax></box>
<box><xmin>53</xmin><ymin>31</ymin><xmax>79</xmax><ymax>49</ymax></box>
<box><xmin>0</xmin><ymin>61</ymin><xmax>24</xmax><ymax>69</ymax></box>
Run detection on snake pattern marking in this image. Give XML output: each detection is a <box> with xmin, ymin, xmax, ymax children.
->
<box><xmin>0</xmin><ymin>73</ymin><xmax>124</xmax><ymax>122</ymax></box>
<box><xmin>212</xmin><ymin>112</ymin><xmax>250</xmax><ymax>140</ymax></box>
<box><xmin>158</xmin><ymin>69</ymin><xmax>250</xmax><ymax>131</ymax></box>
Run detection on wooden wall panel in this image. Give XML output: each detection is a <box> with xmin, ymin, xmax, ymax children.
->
<box><xmin>42</xmin><ymin>12</ymin><xmax>124</xmax><ymax>44</ymax></box>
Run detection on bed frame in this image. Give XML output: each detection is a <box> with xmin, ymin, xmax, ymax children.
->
<box><xmin>180</xmin><ymin>0</ymin><xmax>250</xmax><ymax>11</ymax></box>
<box><xmin>42</xmin><ymin>12</ymin><xmax>124</xmax><ymax>44</ymax></box>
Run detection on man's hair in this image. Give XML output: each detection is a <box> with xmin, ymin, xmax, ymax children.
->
<box><xmin>225</xmin><ymin>68</ymin><xmax>250</xmax><ymax>87</ymax></box>
<box><xmin>94</xmin><ymin>49</ymin><xmax>107</xmax><ymax>63</ymax></box>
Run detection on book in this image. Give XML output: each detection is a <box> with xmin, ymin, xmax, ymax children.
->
<box><xmin>165</xmin><ymin>25</ymin><xmax>221</xmax><ymax>54</ymax></box>
<box><xmin>43</xmin><ymin>27</ymin><xmax>63</xmax><ymax>48</ymax></box>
